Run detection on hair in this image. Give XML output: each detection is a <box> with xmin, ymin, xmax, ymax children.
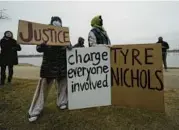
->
<box><xmin>50</xmin><ymin>16</ymin><xmax>62</xmax><ymax>25</ymax></box>
<box><xmin>4</xmin><ymin>31</ymin><xmax>13</xmax><ymax>38</ymax></box>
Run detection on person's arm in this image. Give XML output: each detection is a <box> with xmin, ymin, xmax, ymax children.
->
<box><xmin>66</xmin><ymin>42</ymin><xmax>73</xmax><ymax>50</ymax></box>
<box><xmin>0</xmin><ymin>39</ymin><xmax>2</xmax><ymax>48</ymax></box>
<box><xmin>88</xmin><ymin>31</ymin><xmax>97</xmax><ymax>47</ymax></box>
<box><xmin>0</xmin><ymin>39</ymin><xmax>6</xmax><ymax>51</ymax></box>
<box><xmin>106</xmin><ymin>32</ymin><xmax>111</xmax><ymax>46</ymax></box>
<box><xmin>72</xmin><ymin>43</ymin><xmax>77</xmax><ymax>48</ymax></box>
<box><xmin>165</xmin><ymin>42</ymin><xmax>169</xmax><ymax>49</ymax></box>
<box><xmin>13</xmin><ymin>40</ymin><xmax>21</xmax><ymax>51</ymax></box>
<box><xmin>15</xmin><ymin>44</ymin><xmax>21</xmax><ymax>51</ymax></box>
<box><xmin>0</xmin><ymin>39</ymin><xmax>2</xmax><ymax>53</ymax></box>
<box><xmin>36</xmin><ymin>42</ymin><xmax>47</xmax><ymax>53</ymax></box>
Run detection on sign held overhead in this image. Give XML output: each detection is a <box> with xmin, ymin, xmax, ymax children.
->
<box><xmin>17</xmin><ymin>20</ymin><xmax>70</xmax><ymax>46</ymax></box>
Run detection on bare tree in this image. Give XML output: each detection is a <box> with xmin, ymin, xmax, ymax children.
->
<box><xmin>0</xmin><ymin>9</ymin><xmax>10</xmax><ymax>20</ymax></box>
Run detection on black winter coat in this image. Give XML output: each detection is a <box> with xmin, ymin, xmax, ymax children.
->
<box><xmin>0</xmin><ymin>37</ymin><xmax>21</xmax><ymax>66</ymax></box>
<box><xmin>37</xmin><ymin>44</ymin><xmax>67</xmax><ymax>79</ymax></box>
<box><xmin>73</xmin><ymin>43</ymin><xmax>85</xmax><ymax>48</ymax></box>
<box><xmin>157</xmin><ymin>40</ymin><xmax>169</xmax><ymax>53</ymax></box>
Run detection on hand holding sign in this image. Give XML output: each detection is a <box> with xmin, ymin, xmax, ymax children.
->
<box><xmin>66</xmin><ymin>42</ymin><xmax>73</xmax><ymax>51</ymax></box>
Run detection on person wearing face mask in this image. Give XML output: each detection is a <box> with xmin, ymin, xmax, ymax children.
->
<box><xmin>88</xmin><ymin>15</ymin><xmax>111</xmax><ymax>47</ymax></box>
<box><xmin>28</xmin><ymin>16</ymin><xmax>72</xmax><ymax>122</ymax></box>
<box><xmin>156</xmin><ymin>37</ymin><xmax>169</xmax><ymax>71</ymax></box>
<box><xmin>0</xmin><ymin>31</ymin><xmax>21</xmax><ymax>86</ymax></box>
<box><xmin>73</xmin><ymin>37</ymin><xmax>85</xmax><ymax>48</ymax></box>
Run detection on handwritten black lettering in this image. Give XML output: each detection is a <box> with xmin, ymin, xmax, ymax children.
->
<box><xmin>121</xmin><ymin>49</ymin><xmax>129</xmax><ymax>64</ymax></box>
<box><xmin>132</xmin><ymin>48</ymin><xmax>142</xmax><ymax>65</ymax></box>
<box><xmin>139</xmin><ymin>70</ymin><xmax>147</xmax><ymax>89</ymax></box>
<box><xmin>68</xmin><ymin>49</ymin><xmax>110</xmax><ymax>93</ymax></box>
<box><xmin>111</xmin><ymin>48</ymin><xmax>122</xmax><ymax>63</ymax></box>
<box><xmin>71</xmin><ymin>74</ymin><xmax>108</xmax><ymax>93</ymax></box>
<box><xmin>131</xmin><ymin>69</ymin><xmax>140</xmax><ymax>87</ymax></box>
<box><xmin>155</xmin><ymin>70</ymin><xmax>164</xmax><ymax>91</ymax></box>
<box><xmin>145</xmin><ymin>48</ymin><xmax>153</xmax><ymax>64</ymax></box>
<box><xmin>68</xmin><ymin>54</ymin><xmax>75</xmax><ymax>65</ymax></box>
<box><xmin>64</xmin><ymin>31</ymin><xmax>70</xmax><ymax>42</ymax></box>
<box><xmin>102</xmin><ymin>52</ymin><xmax>108</xmax><ymax>61</ymax></box>
<box><xmin>111</xmin><ymin>67</ymin><xmax>164</xmax><ymax>91</ymax></box>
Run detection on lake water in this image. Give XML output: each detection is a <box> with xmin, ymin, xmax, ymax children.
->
<box><xmin>18</xmin><ymin>52</ymin><xmax>179</xmax><ymax>67</ymax></box>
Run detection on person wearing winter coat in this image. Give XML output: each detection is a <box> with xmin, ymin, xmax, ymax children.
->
<box><xmin>28</xmin><ymin>16</ymin><xmax>72</xmax><ymax>122</ymax></box>
<box><xmin>0</xmin><ymin>31</ymin><xmax>21</xmax><ymax>86</ymax></box>
<box><xmin>88</xmin><ymin>15</ymin><xmax>111</xmax><ymax>47</ymax></box>
<box><xmin>157</xmin><ymin>37</ymin><xmax>169</xmax><ymax>71</ymax></box>
<box><xmin>73</xmin><ymin>37</ymin><xmax>85</xmax><ymax>48</ymax></box>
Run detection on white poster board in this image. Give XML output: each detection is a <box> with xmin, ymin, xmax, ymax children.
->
<box><xmin>67</xmin><ymin>46</ymin><xmax>111</xmax><ymax>110</ymax></box>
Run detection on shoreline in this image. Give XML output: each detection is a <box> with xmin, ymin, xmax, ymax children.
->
<box><xmin>13</xmin><ymin>65</ymin><xmax>179</xmax><ymax>89</ymax></box>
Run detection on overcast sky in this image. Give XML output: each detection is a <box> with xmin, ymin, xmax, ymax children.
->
<box><xmin>0</xmin><ymin>1</ymin><xmax>179</xmax><ymax>55</ymax></box>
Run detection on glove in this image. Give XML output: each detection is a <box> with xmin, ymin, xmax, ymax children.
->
<box><xmin>67</xmin><ymin>45</ymin><xmax>73</xmax><ymax>50</ymax></box>
<box><xmin>41</xmin><ymin>40</ymin><xmax>47</xmax><ymax>46</ymax></box>
<box><xmin>66</xmin><ymin>42</ymin><xmax>73</xmax><ymax>50</ymax></box>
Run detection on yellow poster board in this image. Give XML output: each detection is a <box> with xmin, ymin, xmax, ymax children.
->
<box><xmin>111</xmin><ymin>43</ymin><xmax>165</xmax><ymax>112</ymax></box>
<box><xmin>17</xmin><ymin>20</ymin><xmax>70</xmax><ymax>46</ymax></box>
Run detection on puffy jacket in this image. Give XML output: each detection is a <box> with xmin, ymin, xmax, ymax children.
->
<box><xmin>37</xmin><ymin>44</ymin><xmax>68</xmax><ymax>78</ymax></box>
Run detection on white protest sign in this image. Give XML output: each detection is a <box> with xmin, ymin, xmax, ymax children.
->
<box><xmin>67</xmin><ymin>46</ymin><xmax>111</xmax><ymax>110</ymax></box>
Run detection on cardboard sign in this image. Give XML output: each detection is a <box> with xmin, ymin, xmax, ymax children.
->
<box><xmin>67</xmin><ymin>46</ymin><xmax>111</xmax><ymax>110</ymax></box>
<box><xmin>111</xmin><ymin>43</ymin><xmax>165</xmax><ymax>112</ymax></box>
<box><xmin>17</xmin><ymin>20</ymin><xmax>70</xmax><ymax>46</ymax></box>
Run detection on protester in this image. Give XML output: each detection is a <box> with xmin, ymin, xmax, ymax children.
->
<box><xmin>157</xmin><ymin>37</ymin><xmax>169</xmax><ymax>71</ymax></box>
<box><xmin>0</xmin><ymin>31</ymin><xmax>21</xmax><ymax>86</ymax></box>
<box><xmin>73</xmin><ymin>37</ymin><xmax>85</xmax><ymax>48</ymax></box>
<box><xmin>88</xmin><ymin>15</ymin><xmax>111</xmax><ymax>47</ymax></box>
<box><xmin>28</xmin><ymin>16</ymin><xmax>72</xmax><ymax>122</ymax></box>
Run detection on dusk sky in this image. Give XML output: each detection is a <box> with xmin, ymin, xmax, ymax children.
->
<box><xmin>0</xmin><ymin>1</ymin><xmax>179</xmax><ymax>54</ymax></box>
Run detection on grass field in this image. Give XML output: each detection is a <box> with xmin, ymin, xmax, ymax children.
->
<box><xmin>0</xmin><ymin>78</ymin><xmax>179</xmax><ymax>130</ymax></box>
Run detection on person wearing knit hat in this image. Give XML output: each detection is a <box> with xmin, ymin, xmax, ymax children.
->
<box><xmin>28</xmin><ymin>16</ymin><xmax>72</xmax><ymax>122</ymax></box>
<box><xmin>88</xmin><ymin>15</ymin><xmax>111</xmax><ymax>47</ymax></box>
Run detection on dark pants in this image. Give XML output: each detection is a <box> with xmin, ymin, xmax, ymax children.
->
<box><xmin>162</xmin><ymin>52</ymin><xmax>167</xmax><ymax>70</ymax></box>
<box><xmin>1</xmin><ymin>65</ymin><xmax>14</xmax><ymax>85</ymax></box>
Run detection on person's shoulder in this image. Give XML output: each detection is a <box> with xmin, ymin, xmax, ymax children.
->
<box><xmin>89</xmin><ymin>28</ymin><xmax>98</xmax><ymax>36</ymax></box>
<box><xmin>73</xmin><ymin>43</ymin><xmax>78</xmax><ymax>47</ymax></box>
<box><xmin>11</xmin><ymin>38</ymin><xmax>17</xmax><ymax>43</ymax></box>
<box><xmin>163</xmin><ymin>41</ymin><xmax>168</xmax><ymax>44</ymax></box>
<box><xmin>0</xmin><ymin>38</ymin><xmax>6</xmax><ymax>42</ymax></box>
<box><xmin>0</xmin><ymin>38</ymin><xmax>6</xmax><ymax>44</ymax></box>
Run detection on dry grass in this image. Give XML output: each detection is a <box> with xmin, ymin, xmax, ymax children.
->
<box><xmin>18</xmin><ymin>63</ymin><xmax>36</xmax><ymax>67</ymax></box>
<box><xmin>0</xmin><ymin>78</ymin><xmax>179</xmax><ymax>130</ymax></box>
